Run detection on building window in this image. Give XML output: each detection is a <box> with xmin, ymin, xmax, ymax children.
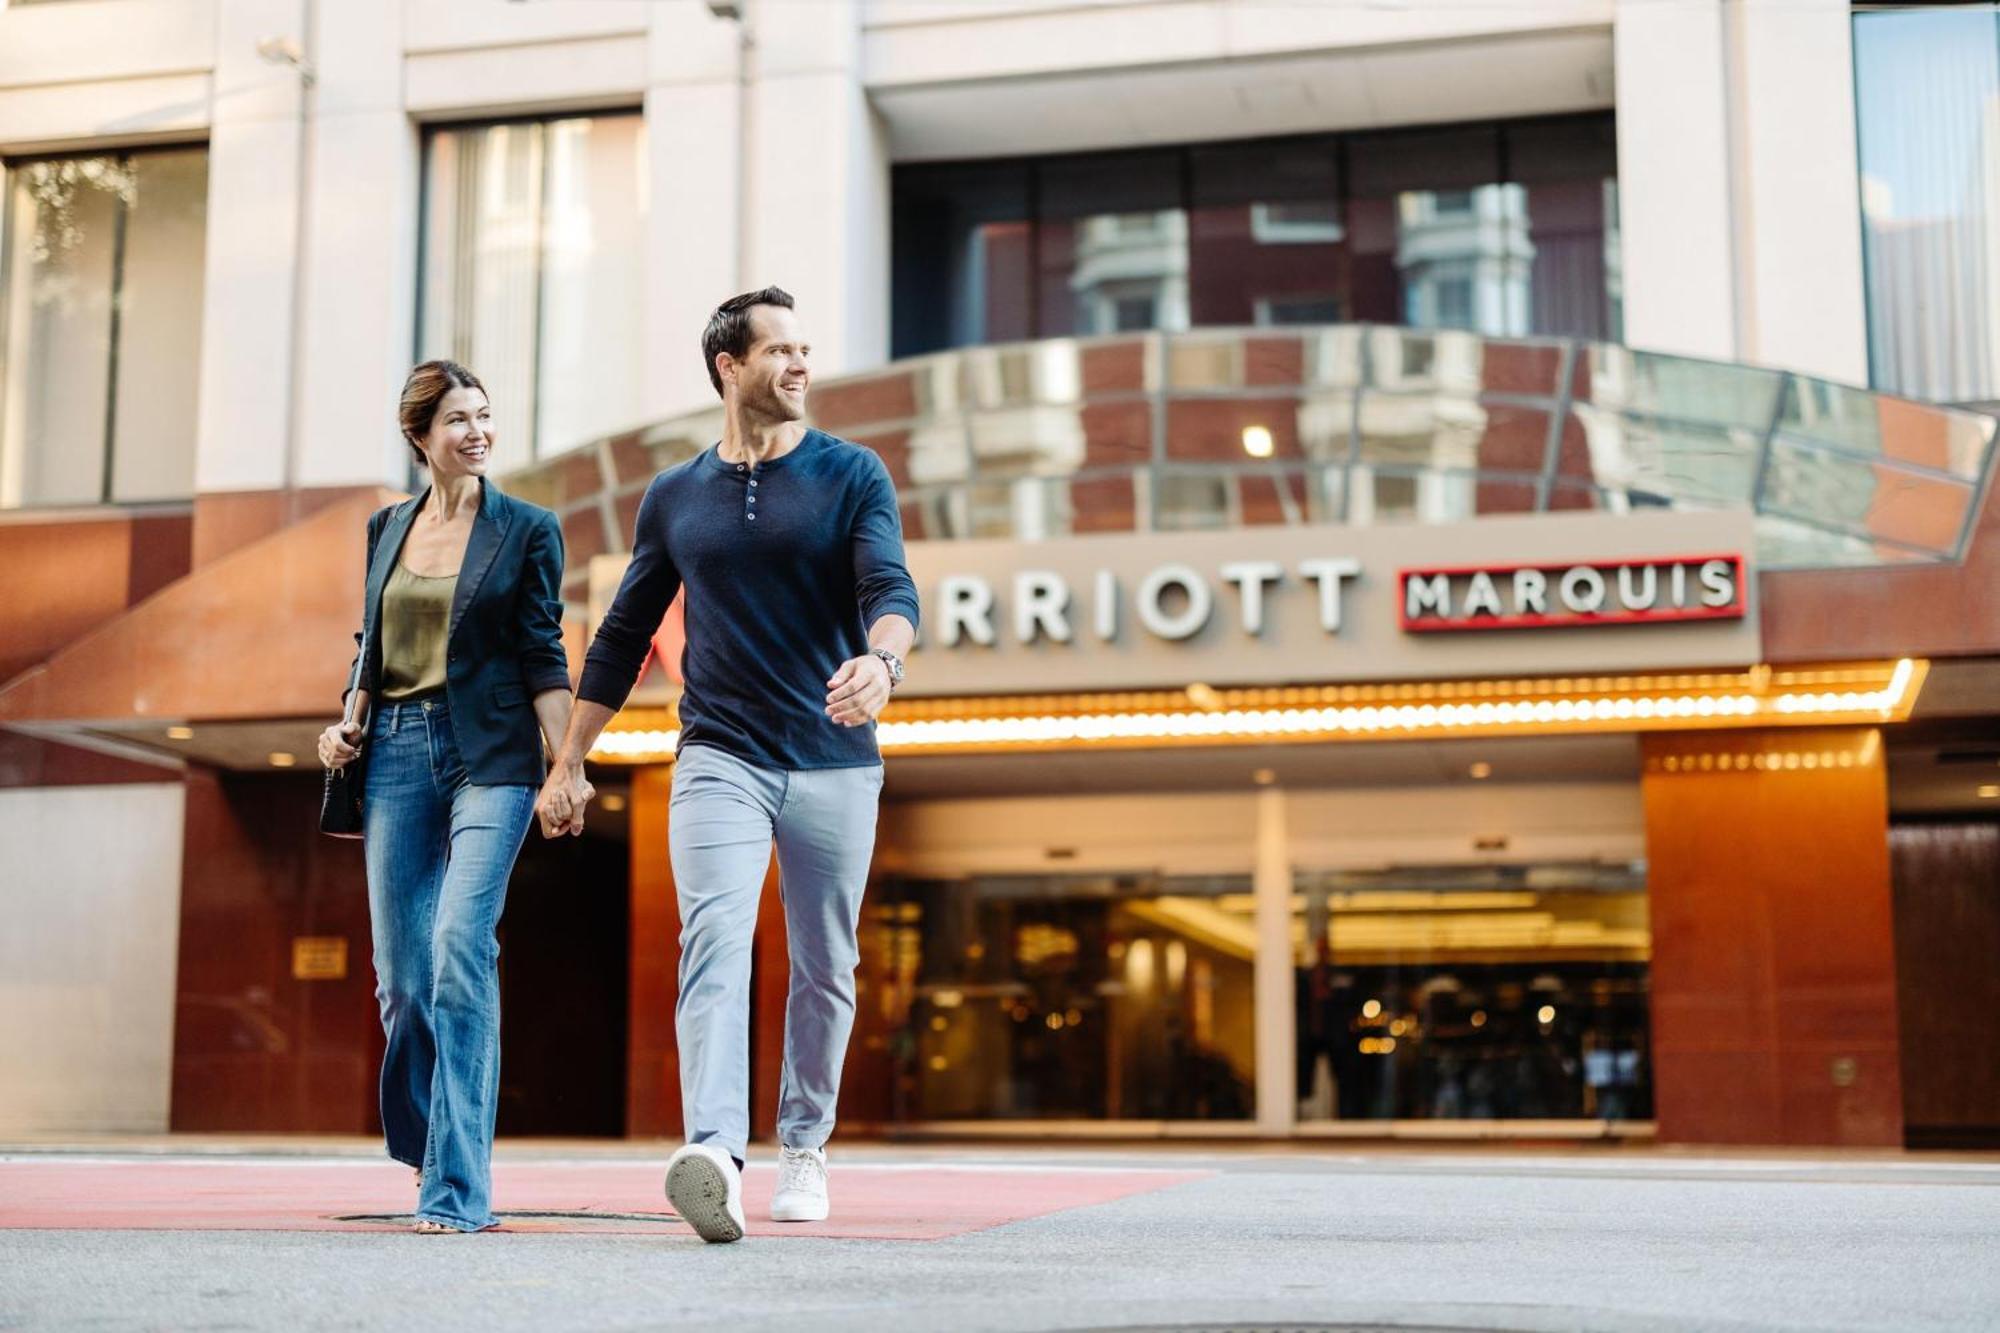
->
<box><xmin>418</xmin><ymin>114</ymin><xmax>646</xmax><ymax>470</ymax></box>
<box><xmin>893</xmin><ymin>114</ymin><xmax>1619</xmax><ymax>358</ymax></box>
<box><xmin>1107</xmin><ymin>289</ymin><xmax>1160</xmax><ymax>333</ymax></box>
<box><xmin>1432</xmin><ymin>276</ymin><xmax>1475</xmax><ymax>329</ymax></box>
<box><xmin>1293</xmin><ymin>862</ymin><xmax>1653</xmax><ymax>1124</ymax></box>
<box><xmin>1039</xmin><ymin>153</ymin><xmax>1188</xmax><ymax>340</ymax></box>
<box><xmin>869</xmin><ymin>873</ymin><xmax>1258</xmax><ymax>1122</ymax></box>
<box><xmin>1854</xmin><ymin>7</ymin><xmax>2000</xmax><ymax>402</ymax></box>
<box><xmin>1256</xmin><ymin>294</ymin><xmax>1345</xmax><ymax>326</ymax></box>
<box><xmin>1</xmin><ymin>147</ymin><xmax>208</xmax><ymax>509</ymax></box>
<box><xmin>1249</xmin><ymin>200</ymin><xmax>1346</xmax><ymax>244</ymax></box>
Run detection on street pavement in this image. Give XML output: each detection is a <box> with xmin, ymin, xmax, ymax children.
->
<box><xmin>2</xmin><ymin>1141</ymin><xmax>1998</xmax><ymax>1332</ymax></box>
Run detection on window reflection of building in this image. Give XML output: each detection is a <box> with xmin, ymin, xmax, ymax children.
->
<box><xmin>1</xmin><ymin>147</ymin><xmax>208</xmax><ymax>508</ymax></box>
<box><xmin>1395</xmin><ymin>185</ymin><xmax>1533</xmax><ymax>335</ymax></box>
<box><xmin>891</xmin><ymin>116</ymin><xmax>1621</xmax><ymax>361</ymax></box>
<box><xmin>1067</xmin><ymin>212</ymin><xmax>1188</xmax><ymax>336</ymax></box>
<box><xmin>1853</xmin><ymin>7</ymin><xmax>2000</xmax><ymax>403</ymax></box>
<box><xmin>419</xmin><ymin>114</ymin><xmax>646</xmax><ymax>469</ymax></box>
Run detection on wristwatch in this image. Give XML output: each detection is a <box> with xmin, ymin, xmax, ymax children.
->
<box><xmin>871</xmin><ymin>648</ymin><xmax>905</xmax><ymax>692</ymax></box>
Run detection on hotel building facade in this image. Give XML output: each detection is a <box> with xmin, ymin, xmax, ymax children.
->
<box><xmin>2</xmin><ymin>0</ymin><xmax>1998</xmax><ymax>1150</ymax></box>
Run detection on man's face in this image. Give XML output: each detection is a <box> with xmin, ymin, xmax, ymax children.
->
<box><xmin>728</xmin><ymin>305</ymin><xmax>811</xmax><ymax>422</ymax></box>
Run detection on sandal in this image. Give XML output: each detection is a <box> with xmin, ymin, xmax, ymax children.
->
<box><xmin>412</xmin><ymin>1219</ymin><xmax>456</xmax><ymax>1235</ymax></box>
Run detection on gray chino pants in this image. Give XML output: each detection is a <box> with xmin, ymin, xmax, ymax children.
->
<box><xmin>668</xmin><ymin>743</ymin><xmax>884</xmax><ymax>1162</ymax></box>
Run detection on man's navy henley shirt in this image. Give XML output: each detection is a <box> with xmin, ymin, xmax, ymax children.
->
<box><xmin>576</xmin><ymin>429</ymin><xmax>921</xmax><ymax>771</ymax></box>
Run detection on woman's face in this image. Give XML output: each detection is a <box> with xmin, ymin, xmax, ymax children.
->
<box><xmin>414</xmin><ymin>386</ymin><xmax>494</xmax><ymax>482</ymax></box>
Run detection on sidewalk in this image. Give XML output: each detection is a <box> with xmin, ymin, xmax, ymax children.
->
<box><xmin>3</xmin><ymin>1141</ymin><xmax>1998</xmax><ymax>1332</ymax></box>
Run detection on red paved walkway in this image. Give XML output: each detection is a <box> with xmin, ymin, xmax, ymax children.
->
<box><xmin>0</xmin><ymin>1158</ymin><xmax>1206</xmax><ymax>1241</ymax></box>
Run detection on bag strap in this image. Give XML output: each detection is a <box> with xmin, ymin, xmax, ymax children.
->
<box><xmin>343</xmin><ymin>604</ymin><xmax>373</xmax><ymax>734</ymax></box>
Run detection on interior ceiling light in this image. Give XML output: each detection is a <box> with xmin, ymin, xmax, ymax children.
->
<box><xmin>589</xmin><ymin>659</ymin><xmax>1926</xmax><ymax>763</ymax></box>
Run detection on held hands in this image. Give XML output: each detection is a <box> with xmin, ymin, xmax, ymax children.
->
<box><xmin>535</xmin><ymin>761</ymin><xmax>595</xmax><ymax>839</ymax></box>
<box><xmin>825</xmin><ymin>654</ymin><xmax>893</xmax><ymax>727</ymax></box>
<box><xmin>317</xmin><ymin>720</ymin><xmax>363</xmax><ymax>770</ymax></box>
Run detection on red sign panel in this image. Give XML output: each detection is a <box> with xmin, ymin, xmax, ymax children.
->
<box><xmin>1397</xmin><ymin>553</ymin><xmax>1748</xmax><ymax>633</ymax></box>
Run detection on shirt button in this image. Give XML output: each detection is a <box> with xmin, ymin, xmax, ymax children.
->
<box><xmin>748</xmin><ymin>479</ymin><xmax>758</xmax><ymax>488</ymax></box>
<box><xmin>747</xmin><ymin>513</ymin><xmax>757</xmax><ymax>521</ymax></box>
<box><xmin>737</xmin><ymin>463</ymin><xmax>747</xmax><ymax>472</ymax></box>
<box><xmin>747</xmin><ymin>495</ymin><xmax>756</xmax><ymax>504</ymax></box>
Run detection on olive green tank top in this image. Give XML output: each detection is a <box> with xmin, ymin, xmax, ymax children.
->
<box><xmin>378</xmin><ymin>562</ymin><xmax>457</xmax><ymax>701</ymax></box>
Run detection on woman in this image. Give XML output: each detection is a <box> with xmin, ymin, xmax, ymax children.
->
<box><xmin>318</xmin><ymin>361</ymin><xmax>580</xmax><ymax>1233</ymax></box>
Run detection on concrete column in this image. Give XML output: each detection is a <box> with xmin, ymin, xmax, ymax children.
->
<box><xmin>1612</xmin><ymin>0</ymin><xmax>1737</xmax><ymax>364</ymax></box>
<box><xmin>1731</xmin><ymin>0</ymin><xmax>1869</xmax><ymax>384</ymax></box>
<box><xmin>745</xmin><ymin>0</ymin><xmax>890</xmax><ymax>382</ymax></box>
<box><xmin>643</xmin><ymin>5</ymin><xmax>744</xmax><ymax>419</ymax></box>
<box><xmin>1253</xmin><ymin>782</ymin><xmax>1295</xmax><ymax>1135</ymax></box>
<box><xmin>193</xmin><ymin>0</ymin><xmax>307</xmax><ymax>495</ymax></box>
<box><xmin>1614</xmin><ymin>0</ymin><xmax>1869</xmax><ymax>383</ymax></box>
<box><xmin>294</xmin><ymin>0</ymin><xmax>419</xmax><ymax>489</ymax></box>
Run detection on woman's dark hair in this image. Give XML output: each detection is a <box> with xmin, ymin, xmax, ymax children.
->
<box><xmin>399</xmin><ymin>360</ymin><xmax>486</xmax><ymax>467</ymax></box>
<box><xmin>701</xmin><ymin>286</ymin><xmax>795</xmax><ymax>398</ymax></box>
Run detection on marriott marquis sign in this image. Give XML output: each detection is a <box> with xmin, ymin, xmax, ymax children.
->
<box><xmin>933</xmin><ymin>553</ymin><xmax>1744</xmax><ymax>648</ymax></box>
<box><xmin>590</xmin><ymin>510</ymin><xmax>1764</xmax><ymax>699</ymax></box>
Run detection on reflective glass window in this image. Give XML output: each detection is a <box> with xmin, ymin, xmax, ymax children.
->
<box><xmin>1</xmin><ymin>147</ymin><xmax>207</xmax><ymax>508</ymax></box>
<box><xmin>1293</xmin><ymin>864</ymin><xmax>1653</xmax><ymax>1124</ymax></box>
<box><xmin>1036</xmin><ymin>150</ymin><xmax>1186</xmax><ymax>340</ymax></box>
<box><xmin>890</xmin><ymin>116</ymin><xmax>1617</xmax><ymax>356</ymax></box>
<box><xmin>1507</xmin><ymin>117</ymin><xmax>1622</xmax><ymax>342</ymax></box>
<box><xmin>868</xmin><ymin>874</ymin><xmax>1257</xmax><ymax>1122</ymax></box>
<box><xmin>1348</xmin><ymin>126</ymin><xmax>1504</xmax><ymax>331</ymax></box>
<box><xmin>1762</xmin><ymin>437</ymin><xmax>1974</xmax><ymax>554</ymax></box>
<box><xmin>1189</xmin><ymin>136</ymin><xmax>1345</xmax><ymax>328</ymax></box>
<box><xmin>1854</xmin><ymin>8</ymin><xmax>2000</xmax><ymax>401</ymax></box>
<box><xmin>891</xmin><ymin>161</ymin><xmax>1032</xmax><ymax>359</ymax></box>
<box><xmin>420</xmin><ymin>115</ymin><xmax>647</xmax><ymax>469</ymax></box>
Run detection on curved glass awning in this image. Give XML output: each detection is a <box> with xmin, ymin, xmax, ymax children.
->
<box><xmin>506</xmin><ymin>326</ymin><xmax>1998</xmax><ymax>579</ymax></box>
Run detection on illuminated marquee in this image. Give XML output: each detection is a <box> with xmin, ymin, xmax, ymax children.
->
<box><xmin>1398</xmin><ymin>554</ymin><xmax>1747</xmax><ymax>632</ymax></box>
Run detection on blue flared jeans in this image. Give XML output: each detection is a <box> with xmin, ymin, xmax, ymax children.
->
<box><xmin>362</xmin><ymin>696</ymin><xmax>535</xmax><ymax>1231</ymax></box>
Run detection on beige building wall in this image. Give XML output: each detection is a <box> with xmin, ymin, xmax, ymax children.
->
<box><xmin>0</xmin><ymin>0</ymin><xmax>1880</xmax><ymax>503</ymax></box>
<box><xmin>0</xmin><ymin>783</ymin><xmax>185</xmax><ymax>1135</ymax></box>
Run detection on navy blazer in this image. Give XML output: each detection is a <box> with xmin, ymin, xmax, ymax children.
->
<box><xmin>345</xmin><ymin>479</ymin><xmax>572</xmax><ymax>787</ymax></box>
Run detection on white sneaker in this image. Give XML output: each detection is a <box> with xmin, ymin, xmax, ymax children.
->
<box><xmin>770</xmin><ymin>1145</ymin><xmax>829</xmax><ymax>1223</ymax></box>
<box><xmin>664</xmin><ymin>1143</ymin><xmax>745</xmax><ymax>1243</ymax></box>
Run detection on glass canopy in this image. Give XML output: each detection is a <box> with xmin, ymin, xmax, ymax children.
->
<box><xmin>507</xmin><ymin>326</ymin><xmax>1998</xmax><ymax>584</ymax></box>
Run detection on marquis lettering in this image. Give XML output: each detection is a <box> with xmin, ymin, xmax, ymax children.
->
<box><xmin>1398</xmin><ymin>556</ymin><xmax>1745</xmax><ymax>632</ymax></box>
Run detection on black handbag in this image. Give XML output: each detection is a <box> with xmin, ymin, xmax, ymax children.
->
<box><xmin>319</xmin><ymin>656</ymin><xmax>370</xmax><ymax>839</ymax></box>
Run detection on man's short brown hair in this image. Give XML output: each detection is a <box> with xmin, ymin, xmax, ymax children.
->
<box><xmin>702</xmin><ymin>286</ymin><xmax>795</xmax><ymax>398</ymax></box>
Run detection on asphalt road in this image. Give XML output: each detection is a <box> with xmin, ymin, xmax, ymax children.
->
<box><xmin>3</xmin><ymin>1144</ymin><xmax>1998</xmax><ymax>1333</ymax></box>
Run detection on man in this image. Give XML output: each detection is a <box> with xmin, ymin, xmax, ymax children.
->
<box><xmin>537</xmin><ymin>287</ymin><xmax>918</xmax><ymax>1244</ymax></box>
